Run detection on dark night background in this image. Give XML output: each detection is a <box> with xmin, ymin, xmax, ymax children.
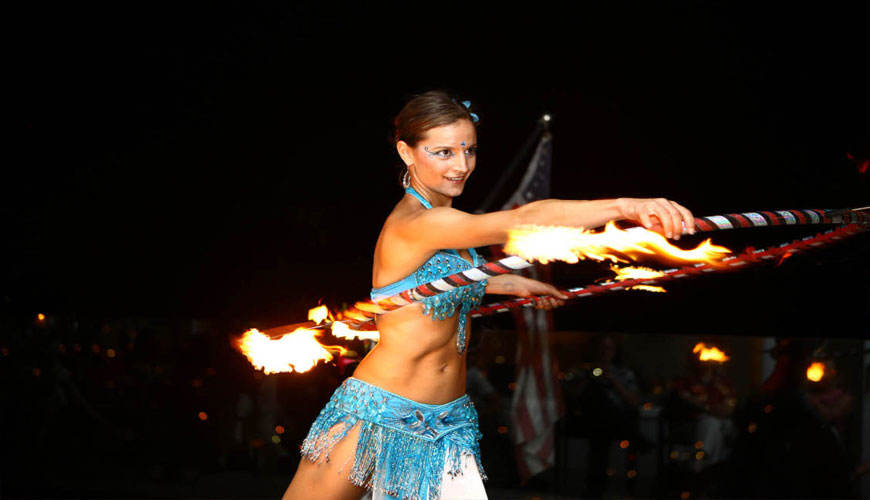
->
<box><xmin>4</xmin><ymin>1</ymin><xmax>869</xmax><ymax>499</ymax></box>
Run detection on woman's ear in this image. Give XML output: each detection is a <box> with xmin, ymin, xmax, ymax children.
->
<box><xmin>396</xmin><ymin>140</ymin><xmax>414</xmax><ymax>167</ymax></box>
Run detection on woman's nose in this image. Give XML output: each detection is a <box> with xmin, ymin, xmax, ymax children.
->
<box><xmin>453</xmin><ymin>153</ymin><xmax>470</xmax><ymax>172</ymax></box>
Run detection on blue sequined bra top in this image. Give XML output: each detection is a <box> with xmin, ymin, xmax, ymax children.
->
<box><xmin>371</xmin><ymin>187</ymin><xmax>487</xmax><ymax>355</ymax></box>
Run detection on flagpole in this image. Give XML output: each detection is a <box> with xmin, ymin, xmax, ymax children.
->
<box><xmin>478</xmin><ymin>115</ymin><xmax>551</xmax><ymax>213</ymax></box>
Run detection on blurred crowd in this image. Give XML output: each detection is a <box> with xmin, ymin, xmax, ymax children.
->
<box><xmin>1</xmin><ymin>312</ymin><xmax>867</xmax><ymax>499</ymax></box>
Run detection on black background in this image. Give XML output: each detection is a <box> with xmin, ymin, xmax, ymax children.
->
<box><xmin>8</xmin><ymin>1</ymin><xmax>870</xmax><ymax>335</ymax></box>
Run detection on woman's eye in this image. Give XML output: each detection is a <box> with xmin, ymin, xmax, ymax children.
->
<box><xmin>436</xmin><ymin>150</ymin><xmax>454</xmax><ymax>158</ymax></box>
<box><xmin>465</xmin><ymin>147</ymin><xmax>477</xmax><ymax>156</ymax></box>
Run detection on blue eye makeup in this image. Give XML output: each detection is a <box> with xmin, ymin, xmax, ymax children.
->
<box><xmin>423</xmin><ymin>145</ymin><xmax>478</xmax><ymax>159</ymax></box>
<box><xmin>425</xmin><ymin>146</ymin><xmax>453</xmax><ymax>158</ymax></box>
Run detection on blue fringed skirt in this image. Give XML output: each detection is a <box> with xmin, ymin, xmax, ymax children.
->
<box><xmin>300</xmin><ymin>377</ymin><xmax>487</xmax><ymax>500</ymax></box>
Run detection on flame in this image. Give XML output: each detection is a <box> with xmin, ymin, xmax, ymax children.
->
<box><xmin>352</xmin><ymin>301</ymin><xmax>384</xmax><ymax>314</ymax></box>
<box><xmin>332</xmin><ymin>321</ymin><xmax>380</xmax><ymax>342</ymax></box>
<box><xmin>235</xmin><ymin>327</ymin><xmax>348</xmax><ymax>374</ymax></box>
<box><xmin>607</xmin><ymin>265</ymin><xmax>668</xmax><ymax>293</ymax></box>
<box><xmin>693</xmin><ymin>342</ymin><xmax>730</xmax><ymax>362</ymax></box>
<box><xmin>628</xmin><ymin>284</ymin><xmax>667</xmax><ymax>293</ymax></box>
<box><xmin>806</xmin><ymin>362</ymin><xmax>825</xmax><ymax>382</ymax></box>
<box><xmin>610</xmin><ymin>265</ymin><xmax>666</xmax><ymax>281</ymax></box>
<box><xmin>505</xmin><ymin>221</ymin><xmax>731</xmax><ymax>265</ymax></box>
<box><xmin>308</xmin><ymin>305</ymin><xmax>332</xmax><ymax>324</ymax></box>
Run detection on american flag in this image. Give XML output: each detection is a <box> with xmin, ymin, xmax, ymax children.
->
<box><xmin>494</xmin><ymin>132</ymin><xmax>566</xmax><ymax>482</ymax></box>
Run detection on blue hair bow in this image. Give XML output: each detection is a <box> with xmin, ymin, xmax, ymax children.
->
<box><xmin>452</xmin><ymin>98</ymin><xmax>480</xmax><ymax>123</ymax></box>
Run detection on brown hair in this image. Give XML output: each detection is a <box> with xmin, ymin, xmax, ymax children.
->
<box><xmin>392</xmin><ymin>90</ymin><xmax>478</xmax><ymax>147</ymax></box>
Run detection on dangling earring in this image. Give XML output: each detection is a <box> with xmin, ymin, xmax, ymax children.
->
<box><xmin>402</xmin><ymin>165</ymin><xmax>412</xmax><ymax>189</ymax></box>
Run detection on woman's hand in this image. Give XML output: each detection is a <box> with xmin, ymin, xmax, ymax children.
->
<box><xmin>616</xmin><ymin>198</ymin><xmax>696</xmax><ymax>240</ymax></box>
<box><xmin>485</xmin><ymin>274</ymin><xmax>568</xmax><ymax>310</ymax></box>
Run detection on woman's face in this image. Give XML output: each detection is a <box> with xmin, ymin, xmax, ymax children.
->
<box><xmin>399</xmin><ymin>119</ymin><xmax>478</xmax><ymax>202</ymax></box>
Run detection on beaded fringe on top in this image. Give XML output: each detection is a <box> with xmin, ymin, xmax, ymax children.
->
<box><xmin>300</xmin><ymin>377</ymin><xmax>486</xmax><ymax>500</ymax></box>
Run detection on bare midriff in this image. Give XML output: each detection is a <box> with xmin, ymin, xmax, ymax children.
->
<box><xmin>351</xmin><ymin>301</ymin><xmax>468</xmax><ymax>405</ymax></box>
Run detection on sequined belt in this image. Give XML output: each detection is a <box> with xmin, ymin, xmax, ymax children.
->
<box><xmin>332</xmin><ymin>377</ymin><xmax>477</xmax><ymax>441</ymax></box>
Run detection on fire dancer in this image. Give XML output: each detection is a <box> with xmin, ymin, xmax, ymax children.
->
<box><xmin>281</xmin><ymin>90</ymin><xmax>697</xmax><ymax>500</ymax></box>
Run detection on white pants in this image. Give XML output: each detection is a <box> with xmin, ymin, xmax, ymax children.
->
<box><xmin>363</xmin><ymin>452</ymin><xmax>488</xmax><ymax>500</ymax></box>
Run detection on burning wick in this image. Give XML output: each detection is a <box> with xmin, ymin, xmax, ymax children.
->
<box><xmin>505</xmin><ymin>221</ymin><xmax>731</xmax><ymax>266</ymax></box>
<box><xmin>235</xmin><ymin>305</ymin><xmax>378</xmax><ymax>375</ymax></box>
<box><xmin>235</xmin><ymin>327</ymin><xmax>348</xmax><ymax>374</ymax></box>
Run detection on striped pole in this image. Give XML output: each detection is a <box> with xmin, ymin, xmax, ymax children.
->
<box><xmin>262</xmin><ymin>207</ymin><xmax>869</xmax><ymax>336</ymax></box>
<box><xmin>471</xmin><ymin>220</ymin><xmax>868</xmax><ymax>317</ymax></box>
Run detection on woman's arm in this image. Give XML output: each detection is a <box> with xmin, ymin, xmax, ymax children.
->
<box><xmin>485</xmin><ymin>274</ymin><xmax>568</xmax><ymax>310</ymax></box>
<box><xmin>397</xmin><ymin>197</ymin><xmax>695</xmax><ymax>253</ymax></box>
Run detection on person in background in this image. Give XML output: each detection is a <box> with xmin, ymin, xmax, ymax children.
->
<box><xmin>671</xmin><ymin>349</ymin><xmax>737</xmax><ymax>473</ymax></box>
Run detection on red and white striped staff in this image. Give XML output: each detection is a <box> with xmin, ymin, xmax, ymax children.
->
<box><xmin>260</xmin><ymin>207</ymin><xmax>869</xmax><ymax>337</ymax></box>
<box><xmin>335</xmin><ymin>207</ymin><xmax>869</xmax><ymax>325</ymax></box>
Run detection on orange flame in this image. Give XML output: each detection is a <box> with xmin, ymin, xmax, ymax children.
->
<box><xmin>505</xmin><ymin>222</ymin><xmax>731</xmax><ymax>265</ymax></box>
<box><xmin>693</xmin><ymin>342</ymin><xmax>730</xmax><ymax>363</ymax></box>
<box><xmin>628</xmin><ymin>284</ymin><xmax>667</xmax><ymax>293</ymax></box>
<box><xmin>308</xmin><ymin>305</ymin><xmax>332</xmax><ymax>324</ymax></box>
<box><xmin>610</xmin><ymin>265</ymin><xmax>666</xmax><ymax>281</ymax></box>
<box><xmin>235</xmin><ymin>327</ymin><xmax>348</xmax><ymax>374</ymax></box>
<box><xmin>609</xmin><ymin>265</ymin><xmax>668</xmax><ymax>293</ymax></box>
<box><xmin>235</xmin><ymin>305</ymin><xmax>381</xmax><ymax>374</ymax></box>
<box><xmin>806</xmin><ymin>361</ymin><xmax>825</xmax><ymax>382</ymax></box>
<box><xmin>332</xmin><ymin>321</ymin><xmax>380</xmax><ymax>342</ymax></box>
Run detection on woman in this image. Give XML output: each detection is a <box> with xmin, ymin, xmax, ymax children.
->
<box><xmin>282</xmin><ymin>90</ymin><xmax>696</xmax><ymax>500</ymax></box>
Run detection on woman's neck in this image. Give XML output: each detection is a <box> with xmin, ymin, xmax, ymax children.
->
<box><xmin>408</xmin><ymin>183</ymin><xmax>453</xmax><ymax>208</ymax></box>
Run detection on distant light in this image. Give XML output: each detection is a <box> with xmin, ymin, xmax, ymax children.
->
<box><xmin>191</xmin><ymin>378</ymin><xmax>203</xmax><ymax>389</ymax></box>
<box><xmin>748</xmin><ymin>422</ymin><xmax>757</xmax><ymax>433</ymax></box>
<box><xmin>1</xmin><ymin>347</ymin><xmax>9</xmax><ymax>356</ymax></box>
<box><xmin>763</xmin><ymin>404</ymin><xmax>773</xmax><ymax>414</ymax></box>
<box><xmin>498</xmin><ymin>426</ymin><xmax>508</xmax><ymax>435</ymax></box>
<box><xmin>619</xmin><ymin>440</ymin><xmax>630</xmax><ymax>449</ymax></box>
<box><xmin>198</xmin><ymin>412</ymin><xmax>208</xmax><ymax>421</ymax></box>
<box><xmin>592</xmin><ymin>367</ymin><xmax>603</xmax><ymax>377</ymax></box>
<box><xmin>275</xmin><ymin>425</ymin><xmax>285</xmax><ymax>434</ymax></box>
<box><xmin>806</xmin><ymin>362</ymin><xmax>825</xmax><ymax>382</ymax></box>
<box><xmin>681</xmin><ymin>491</ymin><xmax>691</xmax><ymax>499</ymax></box>
<box><xmin>606</xmin><ymin>468</ymin><xmax>616</xmax><ymax>477</ymax></box>
<box><xmin>37</xmin><ymin>313</ymin><xmax>46</xmax><ymax>321</ymax></box>
<box><xmin>271</xmin><ymin>435</ymin><xmax>281</xmax><ymax>444</ymax></box>
<box><xmin>206</xmin><ymin>367</ymin><xmax>217</xmax><ymax>376</ymax></box>
<box><xmin>73</xmin><ymin>344</ymin><xmax>82</xmax><ymax>353</ymax></box>
<box><xmin>669</xmin><ymin>451</ymin><xmax>680</xmax><ymax>460</ymax></box>
<box><xmin>106</xmin><ymin>349</ymin><xmax>116</xmax><ymax>358</ymax></box>
<box><xmin>642</xmin><ymin>402</ymin><xmax>653</xmax><ymax>411</ymax></box>
<box><xmin>627</xmin><ymin>469</ymin><xmax>637</xmax><ymax>479</ymax></box>
<box><xmin>694</xmin><ymin>441</ymin><xmax>704</xmax><ymax>449</ymax></box>
<box><xmin>91</xmin><ymin>344</ymin><xmax>101</xmax><ymax>353</ymax></box>
<box><xmin>495</xmin><ymin>355</ymin><xmax>505</xmax><ymax>364</ymax></box>
<box><xmin>542</xmin><ymin>114</ymin><xmax>552</xmax><ymax>122</ymax></box>
<box><xmin>58</xmin><ymin>344</ymin><xmax>67</xmax><ymax>353</ymax></box>
<box><xmin>652</xmin><ymin>385</ymin><xmax>664</xmax><ymax>394</ymax></box>
<box><xmin>32</xmin><ymin>367</ymin><xmax>41</xmax><ymax>377</ymax></box>
<box><xmin>695</xmin><ymin>451</ymin><xmax>705</xmax><ymax>460</ymax></box>
<box><xmin>508</xmin><ymin>382</ymin><xmax>516</xmax><ymax>391</ymax></box>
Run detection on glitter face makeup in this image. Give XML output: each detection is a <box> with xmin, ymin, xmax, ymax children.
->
<box><xmin>423</xmin><ymin>145</ymin><xmax>478</xmax><ymax>160</ymax></box>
